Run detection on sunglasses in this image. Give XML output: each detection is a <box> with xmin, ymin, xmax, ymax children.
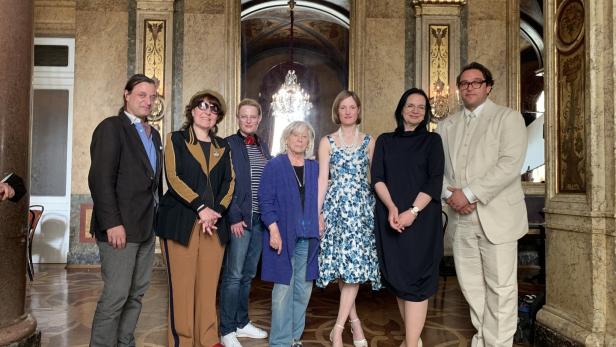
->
<box><xmin>197</xmin><ymin>101</ymin><xmax>220</xmax><ymax>115</ymax></box>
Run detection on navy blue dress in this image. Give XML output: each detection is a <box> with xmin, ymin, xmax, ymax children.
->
<box><xmin>371</xmin><ymin>128</ymin><xmax>445</xmax><ymax>301</ymax></box>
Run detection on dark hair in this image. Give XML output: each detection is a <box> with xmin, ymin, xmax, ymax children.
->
<box><xmin>121</xmin><ymin>74</ymin><xmax>156</xmax><ymax>112</ymax></box>
<box><xmin>456</xmin><ymin>62</ymin><xmax>495</xmax><ymax>87</ymax></box>
<box><xmin>181</xmin><ymin>90</ymin><xmax>227</xmax><ymax>134</ymax></box>
<box><xmin>394</xmin><ymin>88</ymin><xmax>431</xmax><ymax>133</ymax></box>
<box><xmin>331</xmin><ymin>90</ymin><xmax>362</xmax><ymax>125</ymax></box>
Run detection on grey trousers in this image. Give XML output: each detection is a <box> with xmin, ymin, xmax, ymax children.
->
<box><xmin>90</xmin><ymin>234</ymin><xmax>155</xmax><ymax>347</ymax></box>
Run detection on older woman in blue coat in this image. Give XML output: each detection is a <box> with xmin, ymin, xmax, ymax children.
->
<box><xmin>258</xmin><ymin>121</ymin><xmax>320</xmax><ymax>347</ymax></box>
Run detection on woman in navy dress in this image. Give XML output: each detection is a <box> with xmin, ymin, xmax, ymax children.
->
<box><xmin>371</xmin><ymin>88</ymin><xmax>444</xmax><ymax>347</ymax></box>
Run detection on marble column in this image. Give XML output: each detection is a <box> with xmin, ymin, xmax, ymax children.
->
<box><xmin>536</xmin><ymin>0</ymin><xmax>616</xmax><ymax>346</ymax></box>
<box><xmin>0</xmin><ymin>1</ymin><xmax>39</xmax><ymax>346</ymax></box>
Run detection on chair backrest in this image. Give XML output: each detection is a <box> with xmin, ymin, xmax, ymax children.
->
<box><xmin>28</xmin><ymin>205</ymin><xmax>45</xmax><ymax>241</ymax></box>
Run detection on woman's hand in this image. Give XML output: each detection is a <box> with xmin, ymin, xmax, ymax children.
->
<box><xmin>397</xmin><ymin>209</ymin><xmax>417</xmax><ymax>229</ymax></box>
<box><xmin>388</xmin><ymin>206</ymin><xmax>403</xmax><ymax>232</ymax></box>
<box><xmin>269</xmin><ymin>228</ymin><xmax>283</xmax><ymax>255</ymax></box>
<box><xmin>198</xmin><ymin>207</ymin><xmax>221</xmax><ymax>235</ymax></box>
<box><xmin>318</xmin><ymin>213</ymin><xmax>326</xmax><ymax>238</ymax></box>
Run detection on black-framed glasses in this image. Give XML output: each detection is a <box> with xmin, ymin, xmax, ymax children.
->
<box><xmin>458</xmin><ymin>80</ymin><xmax>486</xmax><ymax>90</ymax></box>
<box><xmin>197</xmin><ymin>101</ymin><xmax>220</xmax><ymax>115</ymax></box>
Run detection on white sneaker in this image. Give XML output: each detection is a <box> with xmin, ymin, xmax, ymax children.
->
<box><xmin>221</xmin><ymin>332</ymin><xmax>243</xmax><ymax>347</ymax></box>
<box><xmin>236</xmin><ymin>322</ymin><xmax>268</xmax><ymax>339</ymax></box>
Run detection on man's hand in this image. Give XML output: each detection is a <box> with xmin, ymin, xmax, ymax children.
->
<box><xmin>107</xmin><ymin>225</ymin><xmax>127</xmax><ymax>249</ymax></box>
<box><xmin>458</xmin><ymin>202</ymin><xmax>477</xmax><ymax>215</ymax></box>
<box><xmin>230</xmin><ymin>221</ymin><xmax>247</xmax><ymax>238</ymax></box>
<box><xmin>446</xmin><ymin>187</ymin><xmax>470</xmax><ymax>211</ymax></box>
<box><xmin>0</xmin><ymin>182</ymin><xmax>15</xmax><ymax>201</ymax></box>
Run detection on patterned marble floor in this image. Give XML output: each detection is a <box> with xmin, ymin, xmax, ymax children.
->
<box><xmin>25</xmin><ymin>264</ymin><xmax>539</xmax><ymax>346</ymax></box>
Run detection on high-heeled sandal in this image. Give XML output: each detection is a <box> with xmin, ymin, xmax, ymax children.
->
<box><xmin>329</xmin><ymin>322</ymin><xmax>345</xmax><ymax>347</ymax></box>
<box><xmin>349</xmin><ymin>319</ymin><xmax>368</xmax><ymax>347</ymax></box>
<box><xmin>399</xmin><ymin>337</ymin><xmax>423</xmax><ymax>347</ymax></box>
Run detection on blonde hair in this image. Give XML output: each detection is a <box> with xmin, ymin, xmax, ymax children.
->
<box><xmin>280</xmin><ymin>121</ymin><xmax>316</xmax><ymax>158</ymax></box>
<box><xmin>236</xmin><ymin>98</ymin><xmax>262</xmax><ymax>117</ymax></box>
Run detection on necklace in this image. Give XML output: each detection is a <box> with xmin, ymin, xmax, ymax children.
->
<box><xmin>338</xmin><ymin>126</ymin><xmax>359</xmax><ymax>150</ymax></box>
<box><xmin>292</xmin><ymin>165</ymin><xmax>304</xmax><ymax>188</ymax></box>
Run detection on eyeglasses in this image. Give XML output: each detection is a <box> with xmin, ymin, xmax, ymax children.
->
<box><xmin>458</xmin><ymin>80</ymin><xmax>487</xmax><ymax>90</ymax></box>
<box><xmin>197</xmin><ymin>101</ymin><xmax>220</xmax><ymax>115</ymax></box>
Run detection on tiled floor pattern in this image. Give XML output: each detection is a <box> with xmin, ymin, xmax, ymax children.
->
<box><xmin>26</xmin><ymin>265</ymin><xmax>539</xmax><ymax>346</ymax></box>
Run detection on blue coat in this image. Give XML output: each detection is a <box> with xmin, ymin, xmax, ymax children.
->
<box><xmin>258</xmin><ymin>154</ymin><xmax>320</xmax><ymax>285</ymax></box>
<box><xmin>225</xmin><ymin>133</ymin><xmax>271</xmax><ymax>228</ymax></box>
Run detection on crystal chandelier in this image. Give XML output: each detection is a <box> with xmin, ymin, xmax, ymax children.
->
<box><xmin>270</xmin><ymin>0</ymin><xmax>312</xmax><ymax>122</ymax></box>
<box><xmin>271</xmin><ymin>70</ymin><xmax>312</xmax><ymax>122</ymax></box>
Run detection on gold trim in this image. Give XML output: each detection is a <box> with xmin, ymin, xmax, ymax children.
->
<box><xmin>428</xmin><ymin>25</ymin><xmax>450</xmax><ymax>121</ymax></box>
<box><xmin>555</xmin><ymin>0</ymin><xmax>585</xmax><ymax>53</ymax></box>
<box><xmin>143</xmin><ymin>19</ymin><xmax>165</xmax><ymax>96</ymax></box>
<box><xmin>507</xmin><ymin>0</ymin><xmax>520</xmax><ymax>110</ymax></box>
<box><xmin>222</xmin><ymin>0</ymin><xmax>241</xmax><ymax>137</ymax></box>
<box><xmin>411</xmin><ymin>0</ymin><xmax>466</xmax><ymax>4</ymax></box>
<box><xmin>350</xmin><ymin>0</ymin><xmax>366</xmax><ymax>123</ymax></box>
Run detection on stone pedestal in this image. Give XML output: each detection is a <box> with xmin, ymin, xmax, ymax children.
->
<box><xmin>0</xmin><ymin>1</ymin><xmax>39</xmax><ymax>346</ymax></box>
<box><xmin>537</xmin><ymin>0</ymin><xmax>616</xmax><ymax>345</ymax></box>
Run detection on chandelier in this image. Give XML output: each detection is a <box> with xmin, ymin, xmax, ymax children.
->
<box><xmin>270</xmin><ymin>0</ymin><xmax>312</xmax><ymax>122</ymax></box>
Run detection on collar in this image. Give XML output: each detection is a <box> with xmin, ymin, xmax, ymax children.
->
<box><xmin>464</xmin><ymin>100</ymin><xmax>487</xmax><ymax>119</ymax></box>
<box><xmin>124</xmin><ymin>110</ymin><xmax>147</xmax><ymax>125</ymax></box>
<box><xmin>237</xmin><ymin>130</ymin><xmax>260</xmax><ymax>145</ymax></box>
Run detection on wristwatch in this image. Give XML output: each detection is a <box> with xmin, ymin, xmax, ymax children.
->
<box><xmin>410</xmin><ymin>206</ymin><xmax>420</xmax><ymax>216</ymax></box>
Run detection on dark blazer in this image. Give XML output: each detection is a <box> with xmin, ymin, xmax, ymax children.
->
<box><xmin>2</xmin><ymin>173</ymin><xmax>26</xmax><ymax>202</ymax></box>
<box><xmin>156</xmin><ymin>127</ymin><xmax>235</xmax><ymax>246</ymax></box>
<box><xmin>226</xmin><ymin>132</ymin><xmax>271</xmax><ymax>228</ymax></box>
<box><xmin>88</xmin><ymin>111</ymin><xmax>163</xmax><ymax>243</ymax></box>
<box><xmin>258</xmin><ymin>154</ymin><xmax>320</xmax><ymax>285</ymax></box>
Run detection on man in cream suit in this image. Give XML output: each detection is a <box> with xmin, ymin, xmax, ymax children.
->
<box><xmin>436</xmin><ymin>62</ymin><xmax>528</xmax><ymax>347</ymax></box>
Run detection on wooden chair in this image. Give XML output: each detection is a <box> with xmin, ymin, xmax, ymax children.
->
<box><xmin>27</xmin><ymin>205</ymin><xmax>44</xmax><ymax>281</ymax></box>
<box><xmin>439</xmin><ymin>210</ymin><xmax>454</xmax><ymax>281</ymax></box>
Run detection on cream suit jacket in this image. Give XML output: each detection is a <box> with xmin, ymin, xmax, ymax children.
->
<box><xmin>436</xmin><ymin>98</ymin><xmax>528</xmax><ymax>244</ymax></box>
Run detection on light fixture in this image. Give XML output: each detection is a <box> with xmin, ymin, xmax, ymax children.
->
<box><xmin>270</xmin><ymin>0</ymin><xmax>312</xmax><ymax>122</ymax></box>
<box><xmin>430</xmin><ymin>78</ymin><xmax>449</xmax><ymax>121</ymax></box>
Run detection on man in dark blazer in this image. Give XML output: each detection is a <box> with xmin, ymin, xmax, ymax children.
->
<box><xmin>0</xmin><ymin>172</ymin><xmax>26</xmax><ymax>202</ymax></box>
<box><xmin>88</xmin><ymin>74</ymin><xmax>163</xmax><ymax>346</ymax></box>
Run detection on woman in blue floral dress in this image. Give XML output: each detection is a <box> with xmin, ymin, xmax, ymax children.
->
<box><xmin>317</xmin><ymin>90</ymin><xmax>381</xmax><ymax>347</ymax></box>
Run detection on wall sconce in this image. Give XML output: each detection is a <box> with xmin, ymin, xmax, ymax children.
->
<box><xmin>430</xmin><ymin>78</ymin><xmax>449</xmax><ymax>121</ymax></box>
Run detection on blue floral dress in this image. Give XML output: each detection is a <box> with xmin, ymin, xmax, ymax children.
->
<box><xmin>317</xmin><ymin>135</ymin><xmax>381</xmax><ymax>290</ymax></box>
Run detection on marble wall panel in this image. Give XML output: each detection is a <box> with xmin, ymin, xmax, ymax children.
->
<box><xmin>607</xmin><ymin>234</ymin><xmax>616</xmax><ymax>341</ymax></box>
<box><xmin>180</xmin><ymin>13</ymin><xmax>226</xmax><ymax>132</ymax></box>
<box><xmin>545</xmin><ymin>228</ymin><xmax>594</xmax><ymax>325</ymax></box>
<box><xmin>185</xmin><ymin>0</ymin><xmax>224</xmax><ymax>14</ymax></box>
<box><xmin>366</xmin><ymin>0</ymin><xmax>405</xmax><ymax>19</ymax></box>
<box><xmin>72</xmin><ymin>9</ymin><xmax>128</xmax><ymax>194</ymax></box>
<box><xmin>362</xmin><ymin>17</ymin><xmax>405</xmax><ymax>138</ymax></box>
<box><xmin>466</xmin><ymin>0</ymin><xmax>508</xmax><ymax>106</ymax></box>
<box><xmin>34</xmin><ymin>0</ymin><xmax>76</xmax><ymax>36</ymax></box>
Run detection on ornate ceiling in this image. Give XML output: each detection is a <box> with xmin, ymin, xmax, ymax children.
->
<box><xmin>241</xmin><ymin>1</ymin><xmax>349</xmax><ymax>71</ymax></box>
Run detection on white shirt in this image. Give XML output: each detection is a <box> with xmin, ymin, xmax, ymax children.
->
<box><xmin>443</xmin><ymin>100</ymin><xmax>488</xmax><ymax>203</ymax></box>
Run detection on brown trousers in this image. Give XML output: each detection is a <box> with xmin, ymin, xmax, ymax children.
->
<box><xmin>161</xmin><ymin>223</ymin><xmax>225</xmax><ymax>347</ymax></box>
